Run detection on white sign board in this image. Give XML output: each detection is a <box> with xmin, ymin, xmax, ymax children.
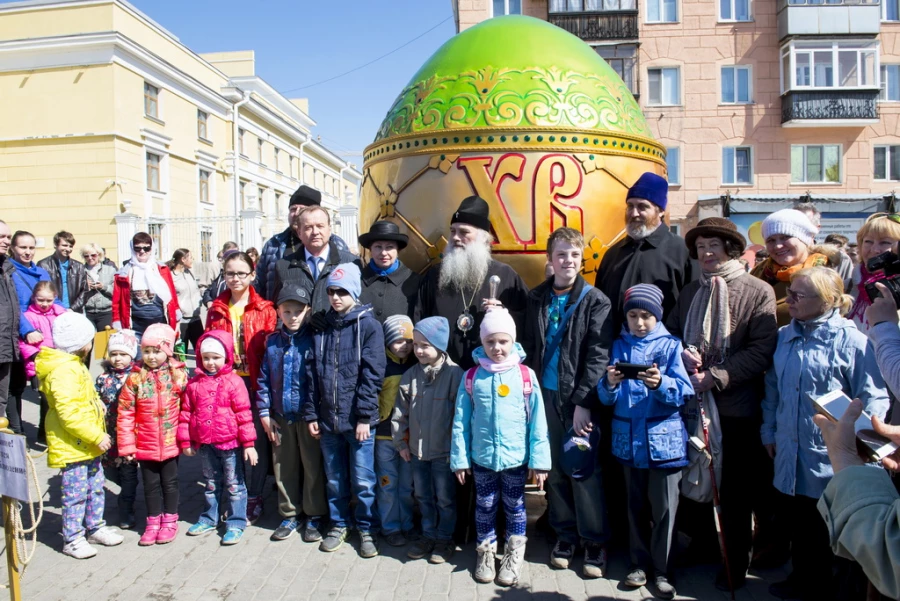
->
<box><xmin>0</xmin><ymin>433</ymin><xmax>29</xmax><ymax>502</ymax></box>
<box><xmin>820</xmin><ymin>218</ymin><xmax>867</xmax><ymax>243</ymax></box>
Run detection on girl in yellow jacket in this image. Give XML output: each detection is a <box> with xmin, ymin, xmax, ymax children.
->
<box><xmin>36</xmin><ymin>312</ymin><xmax>124</xmax><ymax>559</ymax></box>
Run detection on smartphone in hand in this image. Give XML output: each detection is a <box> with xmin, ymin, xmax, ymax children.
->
<box><xmin>813</xmin><ymin>389</ymin><xmax>898</xmax><ymax>462</ymax></box>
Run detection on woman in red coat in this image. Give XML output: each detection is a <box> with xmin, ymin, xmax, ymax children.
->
<box><xmin>112</xmin><ymin>232</ymin><xmax>179</xmax><ymax>339</ymax></box>
<box><xmin>205</xmin><ymin>251</ymin><xmax>276</xmax><ymax>524</ymax></box>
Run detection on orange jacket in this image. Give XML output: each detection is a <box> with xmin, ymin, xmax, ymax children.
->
<box><xmin>205</xmin><ymin>287</ymin><xmax>276</xmax><ymax>392</ymax></box>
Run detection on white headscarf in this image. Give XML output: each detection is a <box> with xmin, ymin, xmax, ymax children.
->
<box><xmin>127</xmin><ymin>240</ymin><xmax>172</xmax><ymax>304</ymax></box>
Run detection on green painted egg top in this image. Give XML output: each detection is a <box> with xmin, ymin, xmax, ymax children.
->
<box><xmin>373</xmin><ymin>15</ymin><xmax>653</xmax><ymax>143</ymax></box>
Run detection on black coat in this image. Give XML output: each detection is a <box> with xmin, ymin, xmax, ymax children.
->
<box><xmin>594</xmin><ymin>223</ymin><xmax>695</xmax><ymax>332</ymax></box>
<box><xmin>38</xmin><ymin>254</ymin><xmax>87</xmax><ymax>313</ymax></box>
<box><xmin>359</xmin><ymin>262</ymin><xmax>420</xmax><ymax>324</ymax></box>
<box><xmin>274</xmin><ymin>241</ymin><xmax>362</xmax><ymax>323</ymax></box>
<box><xmin>414</xmin><ymin>260</ymin><xmax>528</xmax><ymax>370</ymax></box>
<box><xmin>0</xmin><ymin>257</ymin><xmax>21</xmax><ymax>363</ymax></box>
<box><xmin>521</xmin><ymin>275</ymin><xmax>615</xmax><ymax>419</ymax></box>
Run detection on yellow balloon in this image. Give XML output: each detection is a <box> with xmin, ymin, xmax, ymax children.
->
<box><xmin>748</xmin><ymin>221</ymin><xmax>764</xmax><ymax>246</ymax></box>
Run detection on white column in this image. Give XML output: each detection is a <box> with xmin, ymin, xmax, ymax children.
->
<box><xmin>114</xmin><ymin>203</ymin><xmax>141</xmax><ymax>265</ymax></box>
<box><xmin>338</xmin><ymin>204</ymin><xmax>359</xmax><ymax>253</ymax></box>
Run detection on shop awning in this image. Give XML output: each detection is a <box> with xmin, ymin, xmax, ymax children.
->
<box><xmin>698</xmin><ymin>193</ymin><xmax>895</xmax><ymax>214</ymax></box>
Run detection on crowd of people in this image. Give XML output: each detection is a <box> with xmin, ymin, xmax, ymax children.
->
<box><xmin>1</xmin><ymin>175</ymin><xmax>900</xmax><ymax>600</ymax></box>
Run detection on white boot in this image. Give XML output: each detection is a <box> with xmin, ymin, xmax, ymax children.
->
<box><xmin>497</xmin><ymin>535</ymin><xmax>527</xmax><ymax>586</ymax></box>
<box><xmin>474</xmin><ymin>539</ymin><xmax>497</xmax><ymax>583</ymax></box>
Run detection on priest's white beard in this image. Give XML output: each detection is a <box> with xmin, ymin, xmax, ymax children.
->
<box><xmin>439</xmin><ymin>232</ymin><xmax>492</xmax><ymax>294</ymax></box>
<box><xmin>626</xmin><ymin>213</ymin><xmax>663</xmax><ymax>240</ymax></box>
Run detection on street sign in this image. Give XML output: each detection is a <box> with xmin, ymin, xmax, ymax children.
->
<box><xmin>0</xmin><ymin>433</ymin><xmax>28</xmax><ymax>502</ymax></box>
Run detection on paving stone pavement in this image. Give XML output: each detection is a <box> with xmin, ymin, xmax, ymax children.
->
<box><xmin>2</xmin><ymin>373</ymin><xmax>788</xmax><ymax>601</ymax></box>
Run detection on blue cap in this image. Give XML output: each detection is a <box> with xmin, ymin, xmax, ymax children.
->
<box><xmin>627</xmin><ymin>172</ymin><xmax>668</xmax><ymax>211</ymax></box>
<box><xmin>327</xmin><ymin>262</ymin><xmax>362</xmax><ymax>300</ymax></box>
<box><xmin>560</xmin><ymin>426</ymin><xmax>600</xmax><ymax>481</ymax></box>
<box><xmin>414</xmin><ymin>316</ymin><xmax>450</xmax><ymax>354</ymax></box>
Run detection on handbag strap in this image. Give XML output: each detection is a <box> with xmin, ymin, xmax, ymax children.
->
<box><xmin>542</xmin><ymin>285</ymin><xmax>593</xmax><ymax>371</ymax></box>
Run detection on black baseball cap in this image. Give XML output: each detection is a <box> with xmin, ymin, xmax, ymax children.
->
<box><xmin>276</xmin><ymin>284</ymin><xmax>312</xmax><ymax>307</ymax></box>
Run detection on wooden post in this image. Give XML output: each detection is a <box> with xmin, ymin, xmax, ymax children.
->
<box><xmin>0</xmin><ymin>418</ymin><xmax>20</xmax><ymax>601</ymax></box>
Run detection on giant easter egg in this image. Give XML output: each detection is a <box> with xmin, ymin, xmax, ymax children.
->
<box><xmin>360</xmin><ymin>15</ymin><xmax>667</xmax><ymax>287</ymax></box>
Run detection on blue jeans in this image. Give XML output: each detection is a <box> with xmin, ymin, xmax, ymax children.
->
<box><xmin>198</xmin><ymin>445</ymin><xmax>248</xmax><ymax>531</ymax></box>
<box><xmin>375</xmin><ymin>439</ymin><xmax>413</xmax><ymax>535</ymax></box>
<box><xmin>320</xmin><ymin>431</ymin><xmax>378</xmax><ymax>532</ymax></box>
<box><xmin>411</xmin><ymin>456</ymin><xmax>456</xmax><ymax>542</ymax></box>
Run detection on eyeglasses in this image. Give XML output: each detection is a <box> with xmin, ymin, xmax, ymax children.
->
<box><xmin>133</xmin><ymin>245</ymin><xmax>152</xmax><ymax>253</ymax></box>
<box><xmin>785</xmin><ymin>287</ymin><xmax>810</xmax><ymax>302</ymax></box>
<box><xmin>326</xmin><ymin>287</ymin><xmax>350</xmax><ymax>297</ymax></box>
<box><xmin>82</xmin><ymin>253</ymin><xmax>98</xmax><ymax>259</ymax></box>
<box><xmin>866</xmin><ymin>212</ymin><xmax>900</xmax><ymax>224</ymax></box>
<box><xmin>224</xmin><ymin>272</ymin><xmax>252</xmax><ymax>280</ymax></box>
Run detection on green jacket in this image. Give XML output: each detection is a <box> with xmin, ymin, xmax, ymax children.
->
<box><xmin>37</xmin><ymin>347</ymin><xmax>106</xmax><ymax>469</ymax></box>
<box><xmin>817</xmin><ymin>466</ymin><xmax>900</xmax><ymax>599</ymax></box>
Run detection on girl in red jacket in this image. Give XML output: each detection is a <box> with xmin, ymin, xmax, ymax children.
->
<box><xmin>117</xmin><ymin>323</ymin><xmax>187</xmax><ymax>546</ymax></box>
<box><xmin>205</xmin><ymin>252</ymin><xmax>276</xmax><ymax>524</ymax></box>
<box><xmin>178</xmin><ymin>330</ymin><xmax>257</xmax><ymax>545</ymax></box>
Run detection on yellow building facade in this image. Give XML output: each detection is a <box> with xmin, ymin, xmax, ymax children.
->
<box><xmin>0</xmin><ymin>0</ymin><xmax>362</xmax><ymax>265</ymax></box>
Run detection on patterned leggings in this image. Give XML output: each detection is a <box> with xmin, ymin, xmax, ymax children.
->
<box><xmin>61</xmin><ymin>457</ymin><xmax>106</xmax><ymax>543</ymax></box>
<box><xmin>472</xmin><ymin>463</ymin><xmax>527</xmax><ymax>545</ymax></box>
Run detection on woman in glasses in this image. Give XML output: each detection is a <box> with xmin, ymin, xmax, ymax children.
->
<box><xmin>847</xmin><ymin>213</ymin><xmax>900</xmax><ymax>334</ymax></box>
<box><xmin>761</xmin><ymin>266</ymin><xmax>888</xmax><ymax>601</ymax></box>
<box><xmin>204</xmin><ymin>251</ymin><xmax>276</xmax><ymax>525</ymax></box>
<box><xmin>112</xmin><ymin>233</ymin><xmax>180</xmax><ymax>341</ymax></box>
<box><xmin>81</xmin><ymin>243</ymin><xmax>115</xmax><ymax>333</ymax></box>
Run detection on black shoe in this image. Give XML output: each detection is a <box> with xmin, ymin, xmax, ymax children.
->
<box><xmin>625</xmin><ymin>567</ymin><xmax>647</xmax><ymax>588</ymax></box>
<box><xmin>319</xmin><ymin>526</ymin><xmax>348</xmax><ymax>552</ymax></box>
<box><xmin>549</xmin><ymin>540</ymin><xmax>576</xmax><ymax>569</ymax></box>
<box><xmin>654</xmin><ymin>575</ymin><xmax>676</xmax><ymax>600</ymax></box>
<box><xmin>302</xmin><ymin>517</ymin><xmax>323</xmax><ymax>543</ymax></box>
<box><xmin>271</xmin><ymin>518</ymin><xmax>299</xmax><ymax>541</ymax></box>
<box><xmin>582</xmin><ymin>543</ymin><xmax>607</xmax><ymax>579</ymax></box>
<box><xmin>715</xmin><ymin>567</ymin><xmax>746</xmax><ymax>592</ymax></box>
<box><xmin>407</xmin><ymin>538</ymin><xmax>435</xmax><ymax>559</ymax></box>
<box><xmin>769</xmin><ymin>576</ymin><xmax>803</xmax><ymax>600</ymax></box>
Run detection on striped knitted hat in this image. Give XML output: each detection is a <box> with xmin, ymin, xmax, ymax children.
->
<box><xmin>383</xmin><ymin>315</ymin><xmax>414</xmax><ymax>346</ymax></box>
<box><xmin>623</xmin><ymin>284</ymin><xmax>664</xmax><ymax>321</ymax></box>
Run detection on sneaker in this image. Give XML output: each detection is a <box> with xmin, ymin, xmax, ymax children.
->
<box><xmin>550</xmin><ymin>540</ymin><xmax>576</xmax><ymax>569</ymax></box>
<box><xmin>319</xmin><ymin>526</ymin><xmax>348</xmax><ymax>553</ymax></box>
<box><xmin>187</xmin><ymin>522</ymin><xmax>217</xmax><ymax>537</ymax></box>
<box><xmin>271</xmin><ymin>518</ymin><xmax>298</xmax><ymax>541</ymax></box>
<box><xmin>385</xmin><ymin>531</ymin><xmax>407</xmax><ymax>547</ymax></box>
<box><xmin>359</xmin><ymin>531</ymin><xmax>378</xmax><ymax>558</ymax></box>
<box><xmin>625</xmin><ymin>568</ymin><xmax>647</xmax><ymax>588</ymax></box>
<box><xmin>302</xmin><ymin>517</ymin><xmax>323</xmax><ymax>543</ymax></box>
<box><xmin>654</xmin><ymin>575</ymin><xmax>676</xmax><ymax>600</ymax></box>
<box><xmin>62</xmin><ymin>536</ymin><xmax>97</xmax><ymax>559</ymax></box>
<box><xmin>86</xmin><ymin>526</ymin><xmax>124</xmax><ymax>547</ymax></box>
<box><xmin>582</xmin><ymin>543</ymin><xmax>607</xmax><ymax>579</ymax></box>
<box><xmin>222</xmin><ymin>528</ymin><xmax>244</xmax><ymax>546</ymax></box>
<box><xmin>407</xmin><ymin>538</ymin><xmax>435</xmax><ymax>560</ymax></box>
<box><xmin>429</xmin><ymin>540</ymin><xmax>455</xmax><ymax>564</ymax></box>
<box><xmin>246</xmin><ymin>496</ymin><xmax>263</xmax><ymax>525</ymax></box>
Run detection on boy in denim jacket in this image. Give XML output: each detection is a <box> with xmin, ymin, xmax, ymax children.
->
<box><xmin>598</xmin><ymin>284</ymin><xmax>693</xmax><ymax>600</ymax></box>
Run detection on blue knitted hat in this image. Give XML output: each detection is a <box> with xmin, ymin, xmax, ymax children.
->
<box><xmin>627</xmin><ymin>172</ymin><xmax>668</xmax><ymax>211</ymax></box>
<box><xmin>327</xmin><ymin>262</ymin><xmax>362</xmax><ymax>300</ymax></box>
<box><xmin>414</xmin><ymin>316</ymin><xmax>450</xmax><ymax>354</ymax></box>
<box><xmin>623</xmin><ymin>283</ymin><xmax>664</xmax><ymax>321</ymax></box>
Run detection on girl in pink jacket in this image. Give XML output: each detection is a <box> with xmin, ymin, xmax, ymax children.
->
<box><xmin>19</xmin><ymin>281</ymin><xmax>66</xmax><ymax>378</ymax></box>
<box><xmin>177</xmin><ymin>330</ymin><xmax>257</xmax><ymax>545</ymax></box>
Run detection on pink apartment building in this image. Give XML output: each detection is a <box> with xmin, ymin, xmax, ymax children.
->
<box><xmin>453</xmin><ymin>0</ymin><xmax>900</xmax><ymax>243</ymax></box>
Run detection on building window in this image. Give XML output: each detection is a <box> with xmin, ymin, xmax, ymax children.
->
<box><xmin>884</xmin><ymin>0</ymin><xmax>899</xmax><ymax>21</ymax></box>
<box><xmin>722</xmin><ymin>146</ymin><xmax>752</xmax><ymax>184</ymax></box>
<box><xmin>493</xmin><ymin>0</ymin><xmax>522</xmax><ymax>14</ymax></box>
<box><xmin>239</xmin><ymin>182</ymin><xmax>246</xmax><ymax>206</ymax></box>
<box><xmin>781</xmin><ymin>41</ymin><xmax>878</xmax><ymax>93</ymax></box>
<box><xmin>258</xmin><ymin>139</ymin><xmax>264</xmax><ymax>164</ymax></box>
<box><xmin>646</xmin><ymin>0</ymin><xmax>676</xmax><ymax>22</ymax></box>
<box><xmin>791</xmin><ymin>144</ymin><xmax>841</xmax><ymax>183</ymax></box>
<box><xmin>647</xmin><ymin>67</ymin><xmax>680</xmax><ymax>105</ymax></box>
<box><xmin>146</xmin><ymin>153</ymin><xmax>161</xmax><ymax>191</ymax></box>
<box><xmin>238</xmin><ymin>129</ymin><xmax>245</xmax><ymax>155</ymax></box>
<box><xmin>274</xmin><ymin>148</ymin><xmax>281</xmax><ymax>173</ymax></box>
<box><xmin>143</xmin><ymin>83</ymin><xmax>159</xmax><ymax>118</ymax></box>
<box><xmin>197</xmin><ymin>110</ymin><xmax>208</xmax><ymax>139</ymax></box>
<box><xmin>720</xmin><ymin>0</ymin><xmax>750</xmax><ymax>21</ymax></box>
<box><xmin>874</xmin><ymin>145</ymin><xmax>900</xmax><ymax>181</ymax></box>
<box><xmin>148</xmin><ymin>223</ymin><xmax>163</xmax><ymax>260</ymax></box>
<box><xmin>721</xmin><ymin>66</ymin><xmax>752</xmax><ymax>104</ymax></box>
<box><xmin>881</xmin><ymin>65</ymin><xmax>900</xmax><ymax>101</ymax></box>
<box><xmin>597</xmin><ymin>45</ymin><xmax>639</xmax><ymax>96</ymax></box>
<box><xmin>666</xmin><ymin>147</ymin><xmax>681</xmax><ymax>185</ymax></box>
<box><xmin>549</xmin><ymin>0</ymin><xmax>637</xmax><ymax>10</ymax></box>
<box><xmin>199</xmin><ymin>170</ymin><xmax>210</xmax><ymax>203</ymax></box>
<box><xmin>200</xmin><ymin>230</ymin><xmax>212</xmax><ymax>263</ymax></box>
<box><xmin>257</xmin><ymin>186</ymin><xmax>266</xmax><ymax>209</ymax></box>
<box><xmin>289</xmin><ymin>155</ymin><xmax>294</xmax><ymax>178</ymax></box>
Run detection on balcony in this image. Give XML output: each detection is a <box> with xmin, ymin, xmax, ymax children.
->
<box><xmin>777</xmin><ymin>0</ymin><xmax>881</xmax><ymax>41</ymax></box>
<box><xmin>781</xmin><ymin>89</ymin><xmax>879</xmax><ymax>126</ymax></box>
<box><xmin>548</xmin><ymin>11</ymin><xmax>639</xmax><ymax>42</ymax></box>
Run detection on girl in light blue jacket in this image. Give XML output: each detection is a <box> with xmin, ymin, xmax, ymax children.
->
<box><xmin>761</xmin><ymin>267</ymin><xmax>888</xmax><ymax>601</ymax></box>
<box><xmin>451</xmin><ymin>309</ymin><xmax>549</xmax><ymax>587</ymax></box>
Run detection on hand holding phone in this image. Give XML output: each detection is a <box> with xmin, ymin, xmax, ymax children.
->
<box><xmin>813</xmin><ymin>390</ymin><xmax>898</xmax><ymax>462</ymax></box>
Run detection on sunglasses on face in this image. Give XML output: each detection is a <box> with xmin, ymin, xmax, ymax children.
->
<box><xmin>327</xmin><ymin>287</ymin><xmax>350</xmax><ymax>298</ymax></box>
<box><xmin>82</xmin><ymin>253</ymin><xmax>98</xmax><ymax>259</ymax></box>
<box><xmin>133</xmin><ymin>245</ymin><xmax>152</xmax><ymax>253</ymax></box>
<box><xmin>785</xmin><ymin>287</ymin><xmax>811</xmax><ymax>302</ymax></box>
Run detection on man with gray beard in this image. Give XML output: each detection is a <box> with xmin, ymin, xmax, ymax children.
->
<box><xmin>415</xmin><ymin>196</ymin><xmax>528</xmax><ymax>370</ymax></box>
<box><xmin>594</xmin><ymin>172</ymin><xmax>695</xmax><ymax>333</ymax></box>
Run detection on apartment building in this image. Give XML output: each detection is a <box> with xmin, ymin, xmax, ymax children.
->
<box><xmin>0</xmin><ymin>0</ymin><xmax>362</xmax><ymax>264</ymax></box>
<box><xmin>454</xmin><ymin>0</ymin><xmax>898</xmax><ymax>244</ymax></box>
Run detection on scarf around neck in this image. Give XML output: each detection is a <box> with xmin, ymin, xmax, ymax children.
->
<box><xmin>477</xmin><ymin>349</ymin><xmax>522</xmax><ymax>373</ymax></box>
<box><xmin>847</xmin><ymin>265</ymin><xmax>887</xmax><ymax>327</ymax></box>
<box><xmin>683</xmin><ymin>259</ymin><xmax>745</xmax><ymax>367</ymax></box>
<box><xmin>762</xmin><ymin>252</ymin><xmax>828</xmax><ymax>283</ymax></box>
<box><xmin>128</xmin><ymin>245</ymin><xmax>172</xmax><ymax>305</ymax></box>
<box><xmin>369</xmin><ymin>258</ymin><xmax>400</xmax><ymax>278</ymax></box>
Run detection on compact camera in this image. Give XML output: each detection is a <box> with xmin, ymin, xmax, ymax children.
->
<box><xmin>865</xmin><ymin>250</ymin><xmax>900</xmax><ymax>305</ymax></box>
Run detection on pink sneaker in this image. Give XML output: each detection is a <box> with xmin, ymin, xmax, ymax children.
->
<box><xmin>156</xmin><ymin>513</ymin><xmax>179</xmax><ymax>544</ymax></box>
<box><xmin>139</xmin><ymin>515</ymin><xmax>161</xmax><ymax>546</ymax></box>
<box><xmin>247</xmin><ymin>496</ymin><xmax>263</xmax><ymax>525</ymax></box>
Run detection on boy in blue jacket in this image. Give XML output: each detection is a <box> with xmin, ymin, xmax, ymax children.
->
<box><xmin>257</xmin><ymin>282</ymin><xmax>328</xmax><ymax>544</ymax></box>
<box><xmin>302</xmin><ymin>263</ymin><xmax>385</xmax><ymax>558</ymax></box>
<box><xmin>598</xmin><ymin>284</ymin><xmax>693</xmax><ymax>601</ymax></box>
